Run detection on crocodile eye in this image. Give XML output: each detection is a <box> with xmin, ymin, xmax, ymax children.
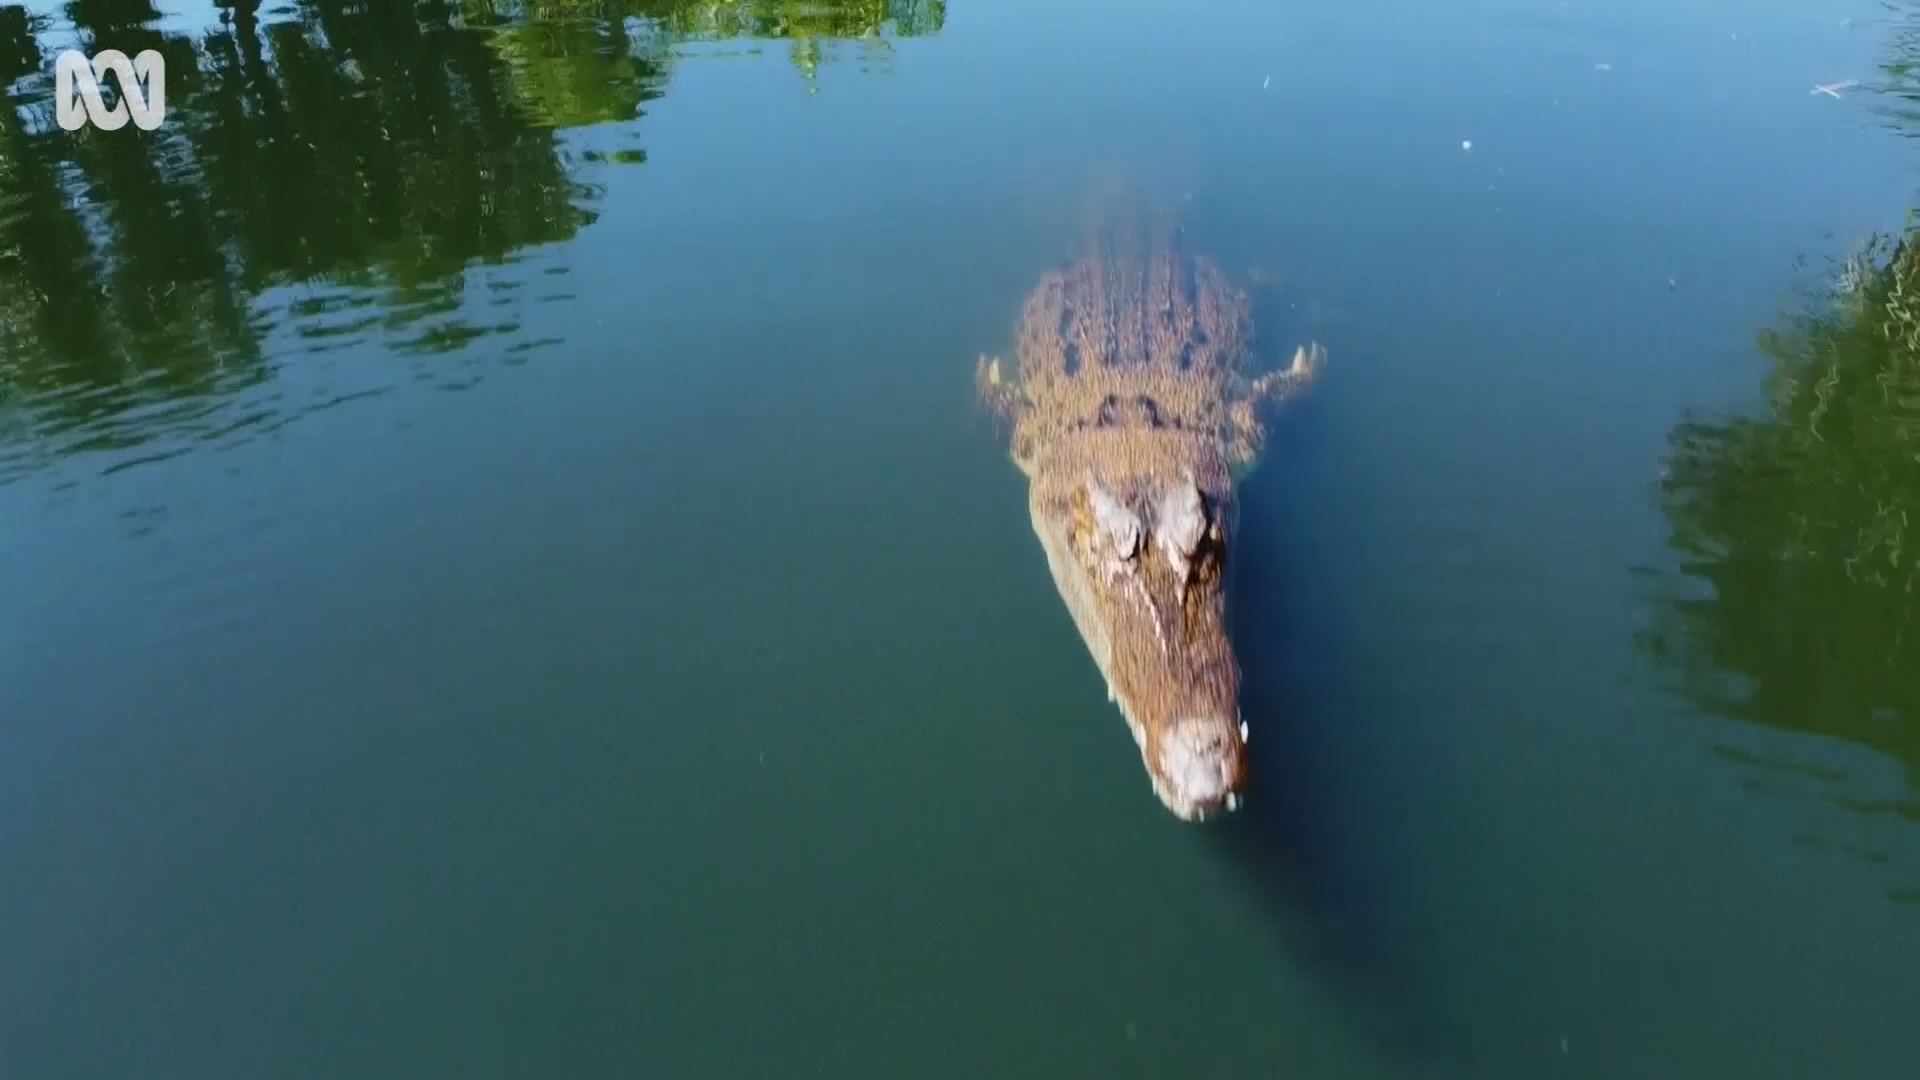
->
<box><xmin>1156</xmin><ymin>475</ymin><xmax>1207</xmax><ymax>564</ymax></box>
<box><xmin>1087</xmin><ymin>478</ymin><xmax>1141</xmax><ymax>560</ymax></box>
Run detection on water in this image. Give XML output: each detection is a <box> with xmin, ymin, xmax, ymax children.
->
<box><xmin>2</xmin><ymin>0</ymin><xmax>1917</xmax><ymax>1076</ymax></box>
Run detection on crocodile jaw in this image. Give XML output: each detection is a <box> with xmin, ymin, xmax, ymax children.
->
<box><xmin>1026</xmin><ymin>433</ymin><xmax>1248</xmax><ymax>821</ymax></box>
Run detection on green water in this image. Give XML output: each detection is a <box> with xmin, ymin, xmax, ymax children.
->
<box><xmin>3</xmin><ymin>0</ymin><xmax>1918</xmax><ymax>1076</ymax></box>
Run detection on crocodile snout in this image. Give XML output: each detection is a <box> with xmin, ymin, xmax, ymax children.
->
<box><xmin>1148</xmin><ymin>713</ymin><xmax>1247</xmax><ymax>821</ymax></box>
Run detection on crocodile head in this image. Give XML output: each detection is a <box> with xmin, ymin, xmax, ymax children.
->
<box><xmin>1027</xmin><ymin>429</ymin><xmax>1248</xmax><ymax>821</ymax></box>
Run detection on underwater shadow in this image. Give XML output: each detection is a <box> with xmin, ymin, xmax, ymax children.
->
<box><xmin>1205</xmin><ymin>359</ymin><xmax>1472</xmax><ymax>1075</ymax></box>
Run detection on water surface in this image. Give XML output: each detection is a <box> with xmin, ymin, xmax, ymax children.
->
<box><xmin>3</xmin><ymin>1</ymin><xmax>1918</xmax><ymax>1077</ymax></box>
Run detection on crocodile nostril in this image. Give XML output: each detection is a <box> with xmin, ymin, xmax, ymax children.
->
<box><xmin>1153</xmin><ymin>715</ymin><xmax>1245</xmax><ymax>816</ymax></box>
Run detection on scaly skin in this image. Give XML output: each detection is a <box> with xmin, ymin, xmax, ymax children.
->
<box><xmin>976</xmin><ymin>217</ymin><xmax>1323</xmax><ymax>821</ymax></box>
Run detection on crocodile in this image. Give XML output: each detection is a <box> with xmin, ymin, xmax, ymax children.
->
<box><xmin>976</xmin><ymin>212</ymin><xmax>1324</xmax><ymax>822</ymax></box>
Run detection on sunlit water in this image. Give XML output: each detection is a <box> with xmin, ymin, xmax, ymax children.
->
<box><xmin>3</xmin><ymin>1</ymin><xmax>1918</xmax><ymax>1077</ymax></box>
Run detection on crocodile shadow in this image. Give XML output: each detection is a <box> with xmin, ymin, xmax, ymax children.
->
<box><xmin>1207</xmin><ymin>298</ymin><xmax>1471</xmax><ymax>1074</ymax></box>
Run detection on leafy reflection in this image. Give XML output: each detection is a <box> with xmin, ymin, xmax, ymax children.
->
<box><xmin>0</xmin><ymin>0</ymin><xmax>945</xmax><ymax>482</ymax></box>
<box><xmin>1642</xmin><ymin>222</ymin><xmax>1920</xmax><ymax>904</ymax></box>
<box><xmin>471</xmin><ymin>0</ymin><xmax>947</xmax><ymax>88</ymax></box>
<box><xmin>1642</xmin><ymin>2</ymin><xmax>1920</xmax><ymax>907</ymax></box>
<box><xmin>1880</xmin><ymin>0</ymin><xmax>1920</xmax><ymax>136</ymax></box>
<box><xmin>633</xmin><ymin>0</ymin><xmax>945</xmax><ymax>85</ymax></box>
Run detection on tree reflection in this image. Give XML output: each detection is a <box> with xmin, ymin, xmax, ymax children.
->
<box><xmin>456</xmin><ymin>0</ymin><xmax>678</xmax><ymax>132</ymax></box>
<box><xmin>1642</xmin><ymin>2</ymin><xmax>1920</xmax><ymax>905</ymax></box>
<box><xmin>1642</xmin><ymin>210</ymin><xmax>1920</xmax><ymax>900</ymax></box>
<box><xmin>474</xmin><ymin>0</ymin><xmax>947</xmax><ymax>88</ymax></box>
<box><xmin>1646</xmin><ymin>231</ymin><xmax>1919</xmax><ymax>760</ymax></box>
<box><xmin>1879</xmin><ymin>0</ymin><xmax>1920</xmax><ymax>137</ymax></box>
<box><xmin>0</xmin><ymin>0</ymin><xmax>944</xmax><ymax>480</ymax></box>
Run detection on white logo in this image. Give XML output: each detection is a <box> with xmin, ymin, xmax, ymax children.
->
<box><xmin>54</xmin><ymin>49</ymin><xmax>166</xmax><ymax>132</ymax></box>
